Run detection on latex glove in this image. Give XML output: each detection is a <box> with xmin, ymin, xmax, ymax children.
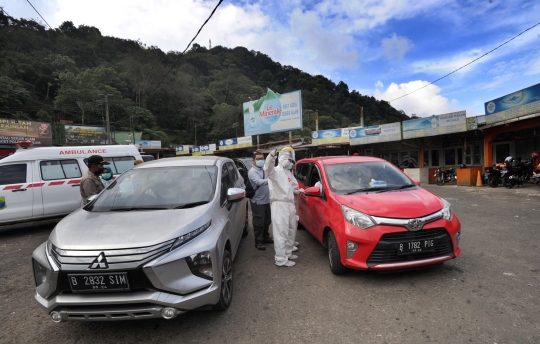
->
<box><xmin>299</xmin><ymin>188</ymin><xmax>305</xmax><ymax>193</ymax></box>
<box><xmin>270</xmin><ymin>149</ymin><xmax>277</xmax><ymax>157</ymax></box>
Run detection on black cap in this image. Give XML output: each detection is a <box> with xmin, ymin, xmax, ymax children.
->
<box><xmin>88</xmin><ymin>155</ymin><xmax>110</xmax><ymax>165</ymax></box>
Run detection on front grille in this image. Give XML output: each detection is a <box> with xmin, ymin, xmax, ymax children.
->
<box><xmin>367</xmin><ymin>228</ymin><xmax>454</xmax><ymax>267</ymax></box>
<box><xmin>50</xmin><ymin>239</ymin><xmax>175</xmax><ymax>271</ymax></box>
<box><xmin>55</xmin><ymin>269</ymin><xmax>156</xmax><ymax>295</ymax></box>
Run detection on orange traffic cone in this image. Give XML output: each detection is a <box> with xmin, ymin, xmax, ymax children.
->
<box><xmin>476</xmin><ymin>171</ymin><xmax>482</xmax><ymax>187</ymax></box>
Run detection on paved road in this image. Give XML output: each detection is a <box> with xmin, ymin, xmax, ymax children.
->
<box><xmin>1</xmin><ymin>185</ymin><xmax>539</xmax><ymax>343</ymax></box>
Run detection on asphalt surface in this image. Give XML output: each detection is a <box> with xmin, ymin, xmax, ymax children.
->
<box><xmin>1</xmin><ymin>184</ymin><xmax>539</xmax><ymax>343</ymax></box>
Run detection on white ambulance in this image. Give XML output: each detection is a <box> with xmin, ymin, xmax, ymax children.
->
<box><xmin>0</xmin><ymin>145</ymin><xmax>142</xmax><ymax>225</ymax></box>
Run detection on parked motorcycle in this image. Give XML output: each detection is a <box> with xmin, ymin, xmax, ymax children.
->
<box><xmin>435</xmin><ymin>167</ymin><xmax>456</xmax><ymax>186</ymax></box>
<box><xmin>484</xmin><ymin>165</ymin><xmax>502</xmax><ymax>188</ymax></box>
<box><xmin>501</xmin><ymin>163</ymin><xmax>531</xmax><ymax>188</ymax></box>
<box><xmin>531</xmin><ymin>164</ymin><xmax>540</xmax><ymax>187</ymax></box>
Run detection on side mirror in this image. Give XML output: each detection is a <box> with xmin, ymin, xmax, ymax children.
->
<box><xmin>305</xmin><ymin>185</ymin><xmax>321</xmax><ymax>197</ymax></box>
<box><xmin>414</xmin><ymin>180</ymin><xmax>421</xmax><ymax>186</ymax></box>
<box><xmin>227</xmin><ymin>188</ymin><xmax>245</xmax><ymax>203</ymax></box>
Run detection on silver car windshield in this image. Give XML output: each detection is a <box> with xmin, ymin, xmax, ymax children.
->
<box><xmin>325</xmin><ymin>162</ymin><xmax>415</xmax><ymax>194</ymax></box>
<box><xmin>89</xmin><ymin>166</ymin><xmax>217</xmax><ymax>211</ymax></box>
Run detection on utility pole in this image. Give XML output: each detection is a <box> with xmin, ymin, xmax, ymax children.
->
<box><xmin>194</xmin><ymin>123</ymin><xmax>197</xmax><ymax>146</ymax></box>
<box><xmin>98</xmin><ymin>94</ymin><xmax>113</xmax><ymax>144</ymax></box>
<box><xmin>360</xmin><ymin>107</ymin><xmax>364</xmax><ymax>127</ymax></box>
<box><xmin>315</xmin><ymin>110</ymin><xmax>319</xmax><ymax>131</ymax></box>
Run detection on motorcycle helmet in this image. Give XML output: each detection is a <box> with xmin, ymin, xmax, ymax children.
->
<box><xmin>504</xmin><ymin>156</ymin><xmax>514</xmax><ymax>163</ymax></box>
<box><xmin>459</xmin><ymin>164</ymin><xmax>467</xmax><ymax>169</ymax></box>
<box><xmin>532</xmin><ymin>151</ymin><xmax>539</xmax><ymax>159</ymax></box>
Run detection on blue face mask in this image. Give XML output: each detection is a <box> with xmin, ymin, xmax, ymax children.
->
<box><xmin>101</xmin><ymin>173</ymin><xmax>112</xmax><ymax>181</ymax></box>
<box><xmin>288</xmin><ymin>163</ymin><xmax>294</xmax><ymax>170</ymax></box>
<box><xmin>256</xmin><ymin>160</ymin><xmax>264</xmax><ymax>168</ymax></box>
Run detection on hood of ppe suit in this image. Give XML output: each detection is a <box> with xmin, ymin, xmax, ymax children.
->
<box><xmin>279</xmin><ymin>147</ymin><xmax>295</xmax><ymax>162</ymax></box>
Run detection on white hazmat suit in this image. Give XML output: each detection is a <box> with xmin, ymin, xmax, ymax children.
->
<box><xmin>264</xmin><ymin>148</ymin><xmax>303</xmax><ymax>267</ymax></box>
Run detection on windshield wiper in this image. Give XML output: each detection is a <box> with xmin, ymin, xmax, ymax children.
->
<box><xmin>345</xmin><ymin>187</ymin><xmax>388</xmax><ymax>195</ymax></box>
<box><xmin>375</xmin><ymin>184</ymin><xmax>417</xmax><ymax>193</ymax></box>
<box><xmin>110</xmin><ymin>207</ymin><xmax>169</xmax><ymax>211</ymax></box>
<box><xmin>173</xmin><ymin>201</ymin><xmax>209</xmax><ymax>209</ymax></box>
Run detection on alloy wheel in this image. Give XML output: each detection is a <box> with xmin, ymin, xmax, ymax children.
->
<box><xmin>221</xmin><ymin>257</ymin><xmax>232</xmax><ymax>303</ymax></box>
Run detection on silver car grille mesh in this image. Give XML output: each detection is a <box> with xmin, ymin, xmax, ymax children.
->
<box><xmin>50</xmin><ymin>239</ymin><xmax>175</xmax><ymax>271</ymax></box>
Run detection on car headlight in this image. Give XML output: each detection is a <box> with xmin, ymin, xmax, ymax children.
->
<box><xmin>442</xmin><ymin>198</ymin><xmax>452</xmax><ymax>220</ymax></box>
<box><xmin>186</xmin><ymin>251</ymin><xmax>213</xmax><ymax>280</ymax></box>
<box><xmin>32</xmin><ymin>258</ymin><xmax>47</xmax><ymax>287</ymax></box>
<box><xmin>341</xmin><ymin>205</ymin><xmax>375</xmax><ymax>230</ymax></box>
<box><xmin>170</xmin><ymin>220</ymin><xmax>211</xmax><ymax>251</ymax></box>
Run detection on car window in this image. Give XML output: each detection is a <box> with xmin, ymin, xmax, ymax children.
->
<box><xmin>226</xmin><ymin>162</ymin><xmax>238</xmax><ymax>184</ymax></box>
<box><xmin>324</xmin><ymin>162</ymin><xmax>414</xmax><ymax>193</ymax></box>
<box><xmin>84</xmin><ymin>156</ymin><xmax>135</xmax><ymax>174</ymax></box>
<box><xmin>294</xmin><ymin>163</ymin><xmax>310</xmax><ymax>185</ymax></box>
<box><xmin>306</xmin><ymin>164</ymin><xmax>321</xmax><ymax>187</ymax></box>
<box><xmin>40</xmin><ymin>160</ymin><xmax>82</xmax><ymax>180</ymax></box>
<box><xmin>0</xmin><ymin>164</ymin><xmax>27</xmax><ymax>185</ymax></box>
<box><xmin>89</xmin><ymin>166</ymin><xmax>217</xmax><ymax>211</ymax></box>
<box><xmin>220</xmin><ymin>164</ymin><xmax>234</xmax><ymax>206</ymax></box>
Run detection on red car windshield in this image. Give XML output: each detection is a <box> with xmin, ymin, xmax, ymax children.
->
<box><xmin>324</xmin><ymin>162</ymin><xmax>415</xmax><ymax>194</ymax></box>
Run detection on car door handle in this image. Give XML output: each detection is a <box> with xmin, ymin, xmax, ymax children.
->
<box><xmin>12</xmin><ymin>188</ymin><xmax>27</xmax><ymax>192</ymax></box>
<box><xmin>71</xmin><ymin>184</ymin><xmax>81</xmax><ymax>187</ymax></box>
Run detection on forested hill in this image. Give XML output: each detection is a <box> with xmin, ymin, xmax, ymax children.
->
<box><xmin>0</xmin><ymin>14</ymin><xmax>410</xmax><ymax>146</ymax></box>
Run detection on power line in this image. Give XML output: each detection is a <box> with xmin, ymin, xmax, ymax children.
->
<box><xmin>151</xmin><ymin>0</ymin><xmax>223</xmax><ymax>93</ymax></box>
<box><xmin>388</xmin><ymin>21</ymin><xmax>540</xmax><ymax>103</ymax></box>
<box><xmin>25</xmin><ymin>0</ymin><xmax>52</xmax><ymax>29</ymax></box>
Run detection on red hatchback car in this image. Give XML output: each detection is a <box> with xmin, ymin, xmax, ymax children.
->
<box><xmin>294</xmin><ymin>156</ymin><xmax>461</xmax><ymax>274</ymax></box>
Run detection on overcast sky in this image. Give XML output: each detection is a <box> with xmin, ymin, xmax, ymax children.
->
<box><xmin>3</xmin><ymin>0</ymin><xmax>540</xmax><ymax>117</ymax></box>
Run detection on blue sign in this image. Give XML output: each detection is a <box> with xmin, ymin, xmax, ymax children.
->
<box><xmin>349</xmin><ymin>122</ymin><xmax>401</xmax><ymax>145</ymax></box>
<box><xmin>484</xmin><ymin>83</ymin><xmax>540</xmax><ymax>124</ymax></box>
<box><xmin>218</xmin><ymin>138</ymin><xmax>238</xmax><ymax>147</ymax></box>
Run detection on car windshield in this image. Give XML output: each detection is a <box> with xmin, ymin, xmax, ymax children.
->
<box><xmin>242</xmin><ymin>159</ymin><xmax>253</xmax><ymax>170</ymax></box>
<box><xmin>88</xmin><ymin>166</ymin><xmax>217</xmax><ymax>211</ymax></box>
<box><xmin>324</xmin><ymin>162</ymin><xmax>415</xmax><ymax>194</ymax></box>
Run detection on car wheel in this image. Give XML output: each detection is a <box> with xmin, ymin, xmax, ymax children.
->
<box><xmin>436</xmin><ymin>175</ymin><xmax>445</xmax><ymax>186</ymax></box>
<box><xmin>242</xmin><ymin>205</ymin><xmax>249</xmax><ymax>238</ymax></box>
<box><xmin>214</xmin><ymin>250</ymin><xmax>233</xmax><ymax>311</ymax></box>
<box><xmin>487</xmin><ymin>176</ymin><xmax>498</xmax><ymax>188</ymax></box>
<box><xmin>327</xmin><ymin>231</ymin><xmax>346</xmax><ymax>275</ymax></box>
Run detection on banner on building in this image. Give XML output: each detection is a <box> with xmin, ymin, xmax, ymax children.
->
<box><xmin>0</xmin><ymin>118</ymin><xmax>52</xmax><ymax>146</ymax></box>
<box><xmin>484</xmin><ymin>83</ymin><xmax>540</xmax><ymax>124</ymax></box>
<box><xmin>192</xmin><ymin>144</ymin><xmax>216</xmax><ymax>156</ymax></box>
<box><xmin>402</xmin><ymin>111</ymin><xmax>467</xmax><ymax>139</ymax></box>
<box><xmin>466</xmin><ymin>117</ymin><xmax>478</xmax><ymax>131</ymax></box>
<box><xmin>65</xmin><ymin>125</ymin><xmax>107</xmax><ymax>145</ymax></box>
<box><xmin>243</xmin><ymin>88</ymin><xmax>302</xmax><ymax>136</ymax></box>
<box><xmin>349</xmin><ymin>123</ymin><xmax>401</xmax><ymax>145</ymax></box>
<box><xmin>176</xmin><ymin>145</ymin><xmax>192</xmax><ymax>155</ymax></box>
<box><xmin>218</xmin><ymin>136</ymin><xmax>253</xmax><ymax>150</ymax></box>
<box><xmin>135</xmin><ymin>140</ymin><xmax>161</xmax><ymax>149</ymax></box>
<box><xmin>312</xmin><ymin>128</ymin><xmax>352</xmax><ymax>145</ymax></box>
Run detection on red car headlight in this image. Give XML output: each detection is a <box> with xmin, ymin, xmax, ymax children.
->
<box><xmin>341</xmin><ymin>205</ymin><xmax>376</xmax><ymax>230</ymax></box>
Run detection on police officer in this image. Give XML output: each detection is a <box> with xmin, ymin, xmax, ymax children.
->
<box><xmin>80</xmin><ymin>155</ymin><xmax>109</xmax><ymax>204</ymax></box>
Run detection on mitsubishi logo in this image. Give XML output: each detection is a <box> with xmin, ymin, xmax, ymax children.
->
<box><xmin>89</xmin><ymin>252</ymin><xmax>109</xmax><ymax>269</ymax></box>
<box><xmin>406</xmin><ymin>219</ymin><xmax>424</xmax><ymax>231</ymax></box>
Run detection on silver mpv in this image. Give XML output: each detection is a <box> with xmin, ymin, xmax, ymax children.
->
<box><xmin>32</xmin><ymin>156</ymin><xmax>249</xmax><ymax>322</ymax></box>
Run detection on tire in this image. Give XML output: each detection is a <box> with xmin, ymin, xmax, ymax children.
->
<box><xmin>214</xmin><ymin>250</ymin><xmax>233</xmax><ymax>311</ymax></box>
<box><xmin>487</xmin><ymin>176</ymin><xmax>499</xmax><ymax>188</ymax></box>
<box><xmin>502</xmin><ymin>176</ymin><xmax>514</xmax><ymax>189</ymax></box>
<box><xmin>436</xmin><ymin>174</ymin><xmax>445</xmax><ymax>186</ymax></box>
<box><xmin>327</xmin><ymin>231</ymin><xmax>346</xmax><ymax>275</ymax></box>
<box><xmin>242</xmin><ymin>204</ymin><xmax>249</xmax><ymax>238</ymax></box>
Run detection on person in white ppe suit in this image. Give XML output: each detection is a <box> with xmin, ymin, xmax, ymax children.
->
<box><xmin>264</xmin><ymin>147</ymin><xmax>304</xmax><ymax>267</ymax></box>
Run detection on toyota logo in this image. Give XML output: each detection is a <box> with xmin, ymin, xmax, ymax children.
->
<box><xmin>407</xmin><ymin>219</ymin><xmax>424</xmax><ymax>231</ymax></box>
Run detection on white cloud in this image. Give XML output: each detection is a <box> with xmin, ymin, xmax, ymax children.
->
<box><xmin>381</xmin><ymin>33</ymin><xmax>412</xmax><ymax>60</ymax></box>
<box><xmin>374</xmin><ymin>80</ymin><xmax>459</xmax><ymax>117</ymax></box>
<box><xmin>479</xmin><ymin>73</ymin><xmax>517</xmax><ymax>90</ymax></box>
<box><xmin>375</xmin><ymin>80</ymin><xmax>384</xmax><ymax>88</ymax></box>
